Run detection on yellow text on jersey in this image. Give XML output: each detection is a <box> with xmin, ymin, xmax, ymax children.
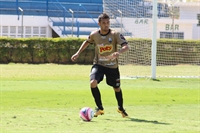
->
<box><xmin>98</xmin><ymin>45</ymin><xmax>113</xmax><ymax>54</ymax></box>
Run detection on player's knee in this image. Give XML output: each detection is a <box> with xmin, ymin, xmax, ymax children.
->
<box><xmin>90</xmin><ymin>80</ymin><xmax>97</xmax><ymax>88</ymax></box>
<box><xmin>114</xmin><ymin>87</ymin><xmax>121</xmax><ymax>92</ymax></box>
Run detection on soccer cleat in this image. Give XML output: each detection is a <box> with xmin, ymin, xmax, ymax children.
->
<box><xmin>117</xmin><ymin>109</ymin><xmax>129</xmax><ymax>118</ymax></box>
<box><xmin>94</xmin><ymin>108</ymin><xmax>104</xmax><ymax>117</ymax></box>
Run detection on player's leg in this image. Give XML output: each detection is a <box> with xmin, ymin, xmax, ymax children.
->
<box><xmin>114</xmin><ymin>87</ymin><xmax>124</xmax><ymax>111</ymax></box>
<box><xmin>114</xmin><ymin>87</ymin><xmax>128</xmax><ymax>117</ymax></box>
<box><xmin>90</xmin><ymin>64</ymin><xmax>104</xmax><ymax>117</ymax></box>
<box><xmin>105</xmin><ymin>67</ymin><xmax>128</xmax><ymax>117</ymax></box>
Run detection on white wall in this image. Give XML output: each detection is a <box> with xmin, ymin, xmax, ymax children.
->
<box><xmin>117</xmin><ymin>18</ymin><xmax>198</xmax><ymax>40</ymax></box>
<box><xmin>179</xmin><ymin>6</ymin><xmax>200</xmax><ymax>19</ymax></box>
<box><xmin>157</xmin><ymin>19</ymin><xmax>198</xmax><ymax>39</ymax></box>
<box><xmin>117</xmin><ymin>2</ymin><xmax>200</xmax><ymax>40</ymax></box>
<box><xmin>192</xmin><ymin>25</ymin><xmax>200</xmax><ymax>40</ymax></box>
<box><xmin>0</xmin><ymin>15</ymin><xmax>52</xmax><ymax>38</ymax></box>
<box><xmin>120</xmin><ymin>18</ymin><xmax>151</xmax><ymax>38</ymax></box>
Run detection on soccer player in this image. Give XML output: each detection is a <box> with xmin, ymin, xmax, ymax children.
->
<box><xmin>71</xmin><ymin>13</ymin><xmax>129</xmax><ymax>118</ymax></box>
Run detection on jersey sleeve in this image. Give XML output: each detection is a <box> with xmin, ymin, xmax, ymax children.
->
<box><xmin>86</xmin><ymin>31</ymin><xmax>96</xmax><ymax>44</ymax></box>
<box><xmin>115</xmin><ymin>32</ymin><xmax>128</xmax><ymax>46</ymax></box>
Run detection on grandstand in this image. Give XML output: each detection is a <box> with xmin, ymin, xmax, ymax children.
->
<box><xmin>0</xmin><ymin>0</ymin><xmax>148</xmax><ymax>38</ymax></box>
<box><xmin>0</xmin><ymin>0</ymin><xmax>103</xmax><ymax>37</ymax></box>
<box><xmin>0</xmin><ymin>0</ymin><xmax>199</xmax><ymax>39</ymax></box>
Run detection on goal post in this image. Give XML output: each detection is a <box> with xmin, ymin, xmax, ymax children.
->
<box><xmin>151</xmin><ymin>0</ymin><xmax>158</xmax><ymax>79</ymax></box>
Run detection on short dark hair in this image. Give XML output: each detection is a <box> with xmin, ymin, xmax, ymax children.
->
<box><xmin>98</xmin><ymin>13</ymin><xmax>110</xmax><ymax>22</ymax></box>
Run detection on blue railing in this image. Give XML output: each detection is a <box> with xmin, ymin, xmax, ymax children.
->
<box><xmin>78</xmin><ymin>4</ymin><xmax>98</xmax><ymax>27</ymax></box>
<box><xmin>47</xmin><ymin>0</ymin><xmax>101</xmax><ymax>37</ymax></box>
<box><xmin>48</xmin><ymin>0</ymin><xmax>74</xmax><ymax>36</ymax></box>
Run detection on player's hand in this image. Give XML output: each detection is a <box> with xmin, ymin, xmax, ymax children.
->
<box><xmin>71</xmin><ymin>53</ymin><xmax>79</xmax><ymax>62</ymax></box>
<box><xmin>111</xmin><ymin>52</ymin><xmax>120</xmax><ymax>59</ymax></box>
<box><xmin>105</xmin><ymin>52</ymin><xmax>120</xmax><ymax>60</ymax></box>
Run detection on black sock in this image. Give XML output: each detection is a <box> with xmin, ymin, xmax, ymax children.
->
<box><xmin>91</xmin><ymin>87</ymin><xmax>103</xmax><ymax>110</ymax></box>
<box><xmin>115</xmin><ymin>89</ymin><xmax>124</xmax><ymax>110</ymax></box>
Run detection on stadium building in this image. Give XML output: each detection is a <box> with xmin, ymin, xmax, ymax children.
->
<box><xmin>0</xmin><ymin>0</ymin><xmax>199</xmax><ymax>40</ymax></box>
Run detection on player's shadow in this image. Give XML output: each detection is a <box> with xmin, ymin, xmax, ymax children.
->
<box><xmin>127</xmin><ymin>117</ymin><xmax>170</xmax><ymax>125</ymax></box>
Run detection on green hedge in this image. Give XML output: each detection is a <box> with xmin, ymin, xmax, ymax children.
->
<box><xmin>0</xmin><ymin>37</ymin><xmax>199</xmax><ymax>65</ymax></box>
<box><xmin>156</xmin><ymin>39</ymin><xmax>200</xmax><ymax>65</ymax></box>
<box><xmin>0</xmin><ymin>37</ymin><xmax>94</xmax><ymax>64</ymax></box>
<box><xmin>126</xmin><ymin>38</ymin><xmax>200</xmax><ymax>65</ymax></box>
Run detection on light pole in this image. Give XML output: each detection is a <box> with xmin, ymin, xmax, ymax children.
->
<box><xmin>18</xmin><ymin>7</ymin><xmax>24</xmax><ymax>38</ymax></box>
<box><xmin>167</xmin><ymin>4</ymin><xmax>175</xmax><ymax>39</ymax></box>
<box><xmin>172</xmin><ymin>6</ymin><xmax>174</xmax><ymax>38</ymax></box>
<box><xmin>168</xmin><ymin>4</ymin><xmax>179</xmax><ymax>39</ymax></box>
<box><xmin>162</xmin><ymin>0</ymin><xmax>179</xmax><ymax>39</ymax></box>
<box><xmin>117</xmin><ymin>9</ymin><xmax>122</xmax><ymax>33</ymax></box>
<box><xmin>69</xmin><ymin>9</ymin><xmax>74</xmax><ymax>37</ymax></box>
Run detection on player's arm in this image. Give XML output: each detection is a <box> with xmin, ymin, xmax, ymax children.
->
<box><xmin>71</xmin><ymin>41</ymin><xmax>90</xmax><ymax>62</ymax></box>
<box><xmin>109</xmin><ymin>33</ymin><xmax>129</xmax><ymax>59</ymax></box>
<box><xmin>118</xmin><ymin>43</ymin><xmax>129</xmax><ymax>54</ymax></box>
<box><xmin>111</xmin><ymin>43</ymin><xmax>129</xmax><ymax>59</ymax></box>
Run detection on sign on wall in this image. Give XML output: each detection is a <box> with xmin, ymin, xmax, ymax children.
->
<box><xmin>165</xmin><ymin>24</ymin><xmax>179</xmax><ymax>31</ymax></box>
<box><xmin>135</xmin><ymin>19</ymin><xmax>149</xmax><ymax>24</ymax></box>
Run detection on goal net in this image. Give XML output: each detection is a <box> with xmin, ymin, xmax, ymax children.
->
<box><xmin>103</xmin><ymin>0</ymin><xmax>200</xmax><ymax>78</ymax></box>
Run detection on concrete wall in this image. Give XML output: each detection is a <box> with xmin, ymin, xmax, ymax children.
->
<box><xmin>117</xmin><ymin>17</ymin><xmax>198</xmax><ymax>40</ymax></box>
<box><xmin>0</xmin><ymin>15</ymin><xmax>51</xmax><ymax>38</ymax></box>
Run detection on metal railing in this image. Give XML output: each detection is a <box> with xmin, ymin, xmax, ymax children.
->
<box><xmin>48</xmin><ymin>0</ymin><xmax>74</xmax><ymax>37</ymax></box>
<box><xmin>48</xmin><ymin>0</ymin><xmax>101</xmax><ymax>37</ymax></box>
<box><xmin>78</xmin><ymin>4</ymin><xmax>98</xmax><ymax>27</ymax></box>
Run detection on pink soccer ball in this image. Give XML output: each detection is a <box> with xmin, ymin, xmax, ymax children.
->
<box><xmin>79</xmin><ymin>107</ymin><xmax>94</xmax><ymax>121</ymax></box>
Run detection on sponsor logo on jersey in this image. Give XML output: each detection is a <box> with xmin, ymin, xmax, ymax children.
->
<box><xmin>108</xmin><ymin>38</ymin><xmax>112</xmax><ymax>43</ymax></box>
<box><xmin>99</xmin><ymin>45</ymin><xmax>113</xmax><ymax>54</ymax></box>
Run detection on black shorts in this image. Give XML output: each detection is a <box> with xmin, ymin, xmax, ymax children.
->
<box><xmin>90</xmin><ymin>64</ymin><xmax>120</xmax><ymax>88</ymax></box>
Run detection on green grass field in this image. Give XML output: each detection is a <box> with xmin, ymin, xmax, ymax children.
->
<box><xmin>0</xmin><ymin>64</ymin><xmax>200</xmax><ymax>133</ymax></box>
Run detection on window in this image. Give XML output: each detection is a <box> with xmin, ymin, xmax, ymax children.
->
<box><xmin>25</xmin><ymin>26</ymin><xmax>31</xmax><ymax>34</ymax></box>
<box><xmin>2</xmin><ymin>26</ymin><xmax>8</xmax><ymax>34</ymax></box>
<box><xmin>33</xmin><ymin>27</ymin><xmax>39</xmax><ymax>34</ymax></box>
<box><xmin>197</xmin><ymin>14</ymin><xmax>200</xmax><ymax>26</ymax></box>
<box><xmin>40</xmin><ymin>27</ymin><xmax>46</xmax><ymax>34</ymax></box>
<box><xmin>160</xmin><ymin>32</ymin><xmax>184</xmax><ymax>39</ymax></box>
<box><xmin>10</xmin><ymin>26</ymin><xmax>16</xmax><ymax>34</ymax></box>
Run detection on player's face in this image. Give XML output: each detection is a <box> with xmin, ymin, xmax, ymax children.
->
<box><xmin>99</xmin><ymin>18</ymin><xmax>110</xmax><ymax>33</ymax></box>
